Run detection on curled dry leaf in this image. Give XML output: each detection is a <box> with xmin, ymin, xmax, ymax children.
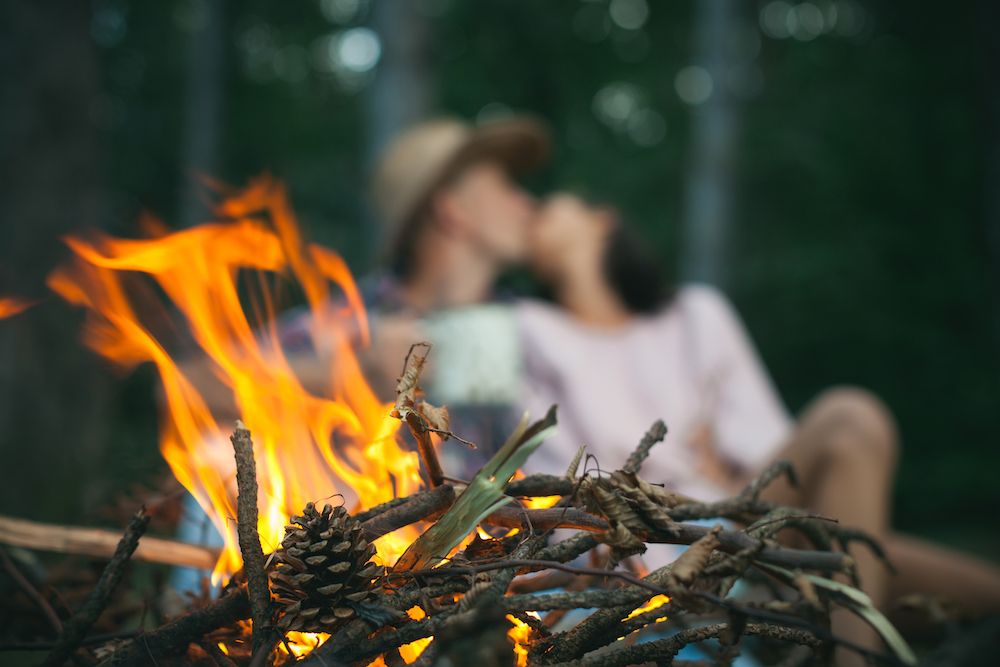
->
<box><xmin>416</xmin><ymin>401</ymin><xmax>451</xmax><ymax>438</ymax></box>
<box><xmin>672</xmin><ymin>524</ymin><xmax>722</xmax><ymax>584</ymax></box>
<box><xmin>392</xmin><ymin>341</ymin><xmax>431</xmax><ymax>421</ymax></box>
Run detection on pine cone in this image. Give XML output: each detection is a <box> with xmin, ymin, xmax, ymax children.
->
<box><xmin>270</xmin><ymin>502</ymin><xmax>380</xmax><ymax>632</ymax></box>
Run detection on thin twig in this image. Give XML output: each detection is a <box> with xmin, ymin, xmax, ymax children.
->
<box><xmin>505</xmin><ymin>474</ymin><xmax>574</xmax><ymax>498</ymax></box>
<box><xmin>42</xmin><ymin>508</ymin><xmax>149</xmax><ymax>667</ymax></box>
<box><xmin>0</xmin><ymin>546</ymin><xmax>63</xmax><ymax>634</ymax></box>
<box><xmin>622</xmin><ymin>419</ymin><xmax>668</xmax><ymax>475</ymax></box>
<box><xmin>231</xmin><ymin>421</ymin><xmax>272</xmax><ymax>658</ymax></box>
<box><xmin>97</xmin><ymin>588</ymin><xmax>250</xmax><ymax>666</ymax></box>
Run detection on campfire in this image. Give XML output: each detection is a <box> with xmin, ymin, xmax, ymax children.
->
<box><xmin>0</xmin><ymin>178</ymin><xmax>915</xmax><ymax>666</ymax></box>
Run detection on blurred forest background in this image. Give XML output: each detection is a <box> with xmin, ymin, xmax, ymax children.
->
<box><xmin>1</xmin><ymin>0</ymin><xmax>998</xmax><ymax>558</ymax></box>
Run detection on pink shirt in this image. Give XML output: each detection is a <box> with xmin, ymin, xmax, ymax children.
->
<box><xmin>516</xmin><ymin>285</ymin><xmax>792</xmax><ymax>502</ymax></box>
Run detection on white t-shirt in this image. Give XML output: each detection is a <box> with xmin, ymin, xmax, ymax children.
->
<box><xmin>516</xmin><ymin>284</ymin><xmax>792</xmax><ymax>502</ymax></box>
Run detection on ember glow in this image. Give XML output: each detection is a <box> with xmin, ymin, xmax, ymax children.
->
<box><xmin>47</xmin><ymin>176</ymin><xmax>423</xmax><ymax>581</ymax></box>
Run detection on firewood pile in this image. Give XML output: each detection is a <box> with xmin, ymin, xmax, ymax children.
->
<box><xmin>0</xmin><ymin>345</ymin><xmax>922</xmax><ymax>667</ymax></box>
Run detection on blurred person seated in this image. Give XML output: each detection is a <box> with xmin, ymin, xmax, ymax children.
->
<box><xmin>515</xmin><ymin>193</ymin><xmax>1000</xmax><ymax>665</ymax></box>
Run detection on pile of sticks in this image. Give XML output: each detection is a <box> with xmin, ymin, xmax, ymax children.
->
<box><xmin>1</xmin><ymin>416</ymin><xmax>908</xmax><ymax>667</ymax></box>
<box><xmin>0</xmin><ymin>343</ymin><xmax>913</xmax><ymax>666</ymax></box>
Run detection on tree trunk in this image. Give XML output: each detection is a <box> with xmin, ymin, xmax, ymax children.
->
<box><xmin>681</xmin><ymin>0</ymin><xmax>744</xmax><ymax>287</ymax></box>
<box><xmin>0</xmin><ymin>0</ymin><xmax>113</xmax><ymax>520</ymax></box>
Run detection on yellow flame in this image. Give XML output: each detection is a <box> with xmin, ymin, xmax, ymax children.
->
<box><xmin>279</xmin><ymin>632</ymin><xmax>329</xmax><ymax>658</ymax></box>
<box><xmin>506</xmin><ymin>612</ymin><xmax>539</xmax><ymax>667</ymax></box>
<box><xmin>396</xmin><ymin>606</ymin><xmax>433</xmax><ymax>663</ymax></box>
<box><xmin>48</xmin><ymin>176</ymin><xmax>423</xmax><ymax>581</ymax></box>
<box><xmin>523</xmin><ymin>495</ymin><xmax>561</xmax><ymax>509</ymax></box>
<box><xmin>625</xmin><ymin>594</ymin><xmax>670</xmax><ymax>622</ymax></box>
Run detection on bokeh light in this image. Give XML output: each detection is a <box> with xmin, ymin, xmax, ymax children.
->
<box><xmin>674</xmin><ymin>65</ymin><xmax>713</xmax><ymax>105</ymax></box>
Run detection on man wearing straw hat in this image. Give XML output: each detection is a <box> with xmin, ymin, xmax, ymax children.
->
<box><xmin>370</xmin><ymin>115</ymin><xmax>548</xmax><ymax>312</ymax></box>
<box><xmin>276</xmin><ymin>115</ymin><xmax>552</xmax><ymax>403</ymax></box>
<box><xmin>353</xmin><ymin>115</ymin><xmax>551</xmax><ymax>462</ymax></box>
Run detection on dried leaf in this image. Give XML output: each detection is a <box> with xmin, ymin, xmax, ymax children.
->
<box><xmin>416</xmin><ymin>401</ymin><xmax>451</xmax><ymax>435</ymax></box>
<box><xmin>392</xmin><ymin>341</ymin><xmax>431</xmax><ymax>420</ymax></box>
<box><xmin>672</xmin><ymin>525</ymin><xmax>722</xmax><ymax>584</ymax></box>
<box><xmin>598</xmin><ymin>522</ymin><xmax>646</xmax><ymax>556</ymax></box>
<box><xmin>793</xmin><ymin>571</ymin><xmax>822</xmax><ymax>610</ymax></box>
<box><xmin>593</xmin><ymin>481</ymin><xmax>641</xmax><ymax>531</ymax></box>
<box><xmin>565</xmin><ymin>446</ymin><xmax>586</xmax><ymax>480</ymax></box>
<box><xmin>609</xmin><ymin>471</ymin><xmax>679</xmax><ymax>534</ymax></box>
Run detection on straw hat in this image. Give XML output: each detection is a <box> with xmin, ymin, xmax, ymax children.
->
<box><xmin>372</xmin><ymin>115</ymin><xmax>550</xmax><ymax>260</ymax></box>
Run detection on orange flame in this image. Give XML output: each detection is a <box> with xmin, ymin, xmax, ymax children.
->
<box><xmin>48</xmin><ymin>176</ymin><xmax>422</xmax><ymax>580</ymax></box>
<box><xmin>0</xmin><ymin>296</ymin><xmax>33</xmax><ymax>319</ymax></box>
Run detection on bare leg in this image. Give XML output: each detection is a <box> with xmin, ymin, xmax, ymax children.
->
<box><xmin>884</xmin><ymin>532</ymin><xmax>1000</xmax><ymax>615</ymax></box>
<box><xmin>760</xmin><ymin>388</ymin><xmax>1000</xmax><ymax>664</ymax></box>
<box><xmin>761</xmin><ymin>387</ymin><xmax>899</xmax><ymax>665</ymax></box>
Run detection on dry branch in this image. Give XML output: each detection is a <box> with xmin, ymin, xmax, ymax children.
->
<box><xmin>0</xmin><ymin>546</ymin><xmax>63</xmax><ymax>634</ymax></box>
<box><xmin>359</xmin><ymin>484</ymin><xmax>456</xmax><ymax>540</ymax></box>
<box><xmin>505</xmin><ymin>474</ymin><xmax>575</xmax><ymax>498</ymax></box>
<box><xmin>622</xmin><ymin>419</ymin><xmax>668</xmax><ymax>474</ymax></box>
<box><xmin>231</xmin><ymin>421</ymin><xmax>272</xmax><ymax>656</ymax></box>
<box><xmin>42</xmin><ymin>507</ymin><xmax>149</xmax><ymax>667</ymax></box>
<box><xmin>0</xmin><ymin>513</ymin><xmax>218</xmax><ymax>569</ymax></box>
<box><xmin>96</xmin><ymin>588</ymin><xmax>250</xmax><ymax>666</ymax></box>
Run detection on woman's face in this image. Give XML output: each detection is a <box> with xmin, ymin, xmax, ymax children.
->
<box><xmin>529</xmin><ymin>194</ymin><xmax>613</xmax><ymax>283</ymax></box>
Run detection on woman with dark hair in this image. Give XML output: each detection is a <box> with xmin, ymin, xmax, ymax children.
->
<box><xmin>515</xmin><ymin>193</ymin><xmax>1000</xmax><ymax>666</ymax></box>
<box><xmin>518</xmin><ymin>193</ymin><xmax>787</xmax><ymax>499</ymax></box>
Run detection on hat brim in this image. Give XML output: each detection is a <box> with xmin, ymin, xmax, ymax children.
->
<box><xmin>443</xmin><ymin>115</ymin><xmax>551</xmax><ymax>182</ymax></box>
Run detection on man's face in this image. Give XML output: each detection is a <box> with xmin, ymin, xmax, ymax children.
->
<box><xmin>444</xmin><ymin>161</ymin><xmax>536</xmax><ymax>264</ymax></box>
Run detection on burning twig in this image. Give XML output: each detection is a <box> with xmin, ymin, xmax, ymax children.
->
<box><xmin>42</xmin><ymin>507</ymin><xmax>149</xmax><ymax>667</ymax></box>
<box><xmin>230</xmin><ymin>421</ymin><xmax>273</xmax><ymax>658</ymax></box>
